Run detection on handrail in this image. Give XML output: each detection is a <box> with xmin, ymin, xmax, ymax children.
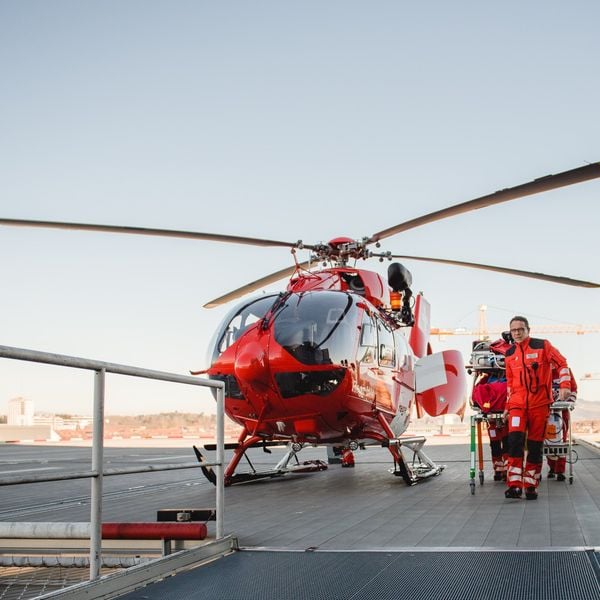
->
<box><xmin>0</xmin><ymin>461</ymin><xmax>218</xmax><ymax>486</ymax></box>
<box><xmin>0</xmin><ymin>345</ymin><xmax>225</xmax><ymax>581</ymax></box>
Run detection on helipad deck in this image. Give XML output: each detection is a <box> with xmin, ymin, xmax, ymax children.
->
<box><xmin>2</xmin><ymin>439</ymin><xmax>600</xmax><ymax>598</ymax></box>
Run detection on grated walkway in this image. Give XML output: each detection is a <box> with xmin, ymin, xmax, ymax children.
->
<box><xmin>116</xmin><ymin>549</ymin><xmax>600</xmax><ymax>600</ymax></box>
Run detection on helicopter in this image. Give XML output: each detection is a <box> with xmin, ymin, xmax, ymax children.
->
<box><xmin>1</xmin><ymin>162</ymin><xmax>599</xmax><ymax>486</ymax></box>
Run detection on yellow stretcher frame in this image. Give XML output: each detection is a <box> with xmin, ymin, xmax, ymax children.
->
<box><xmin>469</xmin><ymin>410</ymin><xmax>504</xmax><ymax>495</ymax></box>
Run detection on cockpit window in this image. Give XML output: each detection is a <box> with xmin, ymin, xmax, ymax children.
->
<box><xmin>273</xmin><ymin>291</ymin><xmax>358</xmax><ymax>365</ymax></box>
<box><xmin>218</xmin><ymin>295</ymin><xmax>275</xmax><ymax>354</ymax></box>
<box><xmin>377</xmin><ymin>319</ymin><xmax>396</xmax><ymax>367</ymax></box>
<box><xmin>358</xmin><ymin>311</ymin><xmax>377</xmax><ymax>364</ymax></box>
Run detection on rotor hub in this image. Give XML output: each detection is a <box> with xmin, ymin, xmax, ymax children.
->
<box><xmin>308</xmin><ymin>237</ymin><xmax>391</xmax><ymax>266</ymax></box>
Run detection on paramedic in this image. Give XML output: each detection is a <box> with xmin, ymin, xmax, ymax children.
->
<box><xmin>503</xmin><ymin>316</ymin><xmax>571</xmax><ymax>500</ymax></box>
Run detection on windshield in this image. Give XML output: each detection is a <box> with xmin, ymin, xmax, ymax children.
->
<box><xmin>273</xmin><ymin>291</ymin><xmax>358</xmax><ymax>365</ymax></box>
<box><xmin>216</xmin><ymin>295</ymin><xmax>277</xmax><ymax>354</ymax></box>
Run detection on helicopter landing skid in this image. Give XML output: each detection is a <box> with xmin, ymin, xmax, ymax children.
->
<box><xmin>227</xmin><ymin>460</ymin><xmax>328</xmax><ymax>485</ymax></box>
<box><xmin>194</xmin><ymin>443</ymin><xmax>327</xmax><ymax>486</ymax></box>
<box><xmin>388</xmin><ymin>436</ymin><xmax>444</xmax><ymax>485</ymax></box>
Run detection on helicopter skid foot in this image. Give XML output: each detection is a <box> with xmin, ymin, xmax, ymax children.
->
<box><xmin>192</xmin><ymin>445</ymin><xmax>217</xmax><ymax>486</ymax></box>
<box><xmin>286</xmin><ymin>459</ymin><xmax>328</xmax><ymax>474</ymax></box>
<box><xmin>392</xmin><ymin>463</ymin><xmax>444</xmax><ymax>485</ymax></box>
<box><xmin>389</xmin><ymin>436</ymin><xmax>444</xmax><ymax>485</ymax></box>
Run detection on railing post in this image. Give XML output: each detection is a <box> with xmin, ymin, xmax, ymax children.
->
<box><xmin>216</xmin><ymin>384</ymin><xmax>224</xmax><ymax>539</ymax></box>
<box><xmin>0</xmin><ymin>346</ymin><xmax>226</xmax><ymax>562</ymax></box>
<box><xmin>90</xmin><ymin>368</ymin><xmax>105</xmax><ymax>580</ymax></box>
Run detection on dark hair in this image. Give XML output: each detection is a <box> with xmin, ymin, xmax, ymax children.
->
<box><xmin>510</xmin><ymin>315</ymin><xmax>530</xmax><ymax>329</ymax></box>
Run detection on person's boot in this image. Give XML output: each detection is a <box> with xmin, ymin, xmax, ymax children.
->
<box><xmin>525</xmin><ymin>487</ymin><xmax>538</xmax><ymax>500</ymax></box>
<box><xmin>556</xmin><ymin>473</ymin><xmax>566</xmax><ymax>482</ymax></box>
<box><xmin>505</xmin><ymin>487</ymin><xmax>522</xmax><ymax>499</ymax></box>
<box><xmin>494</xmin><ymin>471</ymin><xmax>504</xmax><ymax>481</ymax></box>
<box><xmin>548</xmin><ymin>470</ymin><xmax>555</xmax><ymax>479</ymax></box>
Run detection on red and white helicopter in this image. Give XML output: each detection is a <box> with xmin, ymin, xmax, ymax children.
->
<box><xmin>2</xmin><ymin>162</ymin><xmax>599</xmax><ymax>486</ymax></box>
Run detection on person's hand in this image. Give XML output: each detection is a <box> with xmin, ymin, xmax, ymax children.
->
<box><xmin>558</xmin><ymin>388</ymin><xmax>570</xmax><ymax>401</ymax></box>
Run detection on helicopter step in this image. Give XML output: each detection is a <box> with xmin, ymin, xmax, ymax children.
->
<box><xmin>386</xmin><ymin>436</ymin><xmax>445</xmax><ymax>485</ymax></box>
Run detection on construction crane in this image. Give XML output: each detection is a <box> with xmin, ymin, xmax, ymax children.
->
<box><xmin>431</xmin><ymin>305</ymin><xmax>600</xmax><ymax>340</ymax></box>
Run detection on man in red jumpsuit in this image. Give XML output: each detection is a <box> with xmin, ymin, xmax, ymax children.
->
<box><xmin>504</xmin><ymin>316</ymin><xmax>572</xmax><ymax>500</ymax></box>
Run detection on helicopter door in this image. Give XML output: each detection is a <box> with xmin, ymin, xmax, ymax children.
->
<box><xmin>356</xmin><ymin>312</ymin><xmax>377</xmax><ymax>402</ymax></box>
<box><xmin>374</xmin><ymin>319</ymin><xmax>397</xmax><ymax>411</ymax></box>
<box><xmin>356</xmin><ymin>314</ymin><xmax>398</xmax><ymax>411</ymax></box>
<box><xmin>388</xmin><ymin>332</ymin><xmax>414</xmax><ymax>436</ymax></box>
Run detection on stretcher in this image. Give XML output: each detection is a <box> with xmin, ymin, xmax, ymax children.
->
<box><xmin>469</xmin><ymin>401</ymin><xmax>577</xmax><ymax>493</ymax></box>
<box><xmin>543</xmin><ymin>400</ymin><xmax>576</xmax><ymax>484</ymax></box>
<box><xmin>467</xmin><ymin>339</ymin><xmax>509</xmax><ymax>495</ymax></box>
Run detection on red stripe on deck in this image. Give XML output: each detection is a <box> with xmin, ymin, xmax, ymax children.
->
<box><xmin>102</xmin><ymin>522</ymin><xmax>207</xmax><ymax>540</ymax></box>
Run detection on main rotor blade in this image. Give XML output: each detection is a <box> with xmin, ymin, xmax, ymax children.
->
<box><xmin>389</xmin><ymin>254</ymin><xmax>600</xmax><ymax>288</ymax></box>
<box><xmin>370</xmin><ymin>162</ymin><xmax>600</xmax><ymax>243</ymax></box>
<box><xmin>0</xmin><ymin>218</ymin><xmax>312</xmax><ymax>250</ymax></box>
<box><xmin>203</xmin><ymin>261</ymin><xmax>312</xmax><ymax>308</ymax></box>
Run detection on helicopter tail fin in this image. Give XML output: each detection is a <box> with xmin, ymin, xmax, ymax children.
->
<box><xmin>409</xmin><ymin>294</ymin><xmax>431</xmax><ymax>358</ymax></box>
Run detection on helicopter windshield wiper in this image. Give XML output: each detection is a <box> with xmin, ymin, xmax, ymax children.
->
<box><xmin>313</xmin><ymin>294</ymin><xmax>354</xmax><ymax>350</ymax></box>
<box><xmin>261</xmin><ymin>291</ymin><xmax>292</xmax><ymax>331</ymax></box>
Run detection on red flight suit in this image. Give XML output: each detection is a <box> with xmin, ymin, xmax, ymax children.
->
<box><xmin>505</xmin><ymin>337</ymin><xmax>570</xmax><ymax>491</ymax></box>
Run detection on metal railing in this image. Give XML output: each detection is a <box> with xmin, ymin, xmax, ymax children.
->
<box><xmin>0</xmin><ymin>345</ymin><xmax>225</xmax><ymax>581</ymax></box>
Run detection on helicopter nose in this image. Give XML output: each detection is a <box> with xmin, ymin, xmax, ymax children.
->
<box><xmin>235</xmin><ymin>340</ymin><xmax>271</xmax><ymax>391</ymax></box>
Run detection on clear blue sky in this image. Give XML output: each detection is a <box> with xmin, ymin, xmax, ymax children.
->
<box><xmin>1</xmin><ymin>2</ymin><xmax>599</xmax><ymax>415</ymax></box>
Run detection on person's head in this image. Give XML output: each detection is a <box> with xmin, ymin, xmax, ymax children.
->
<box><xmin>509</xmin><ymin>315</ymin><xmax>530</xmax><ymax>343</ymax></box>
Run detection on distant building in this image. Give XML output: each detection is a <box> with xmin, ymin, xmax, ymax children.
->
<box><xmin>1</xmin><ymin>397</ymin><xmax>59</xmax><ymax>442</ymax></box>
<box><xmin>7</xmin><ymin>397</ymin><xmax>34</xmax><ymax>426</ymax></box>
<box><xmin>34</xmin><ymin>413</ymin><xmax>93</xmax><ymax>431</ymax></box>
